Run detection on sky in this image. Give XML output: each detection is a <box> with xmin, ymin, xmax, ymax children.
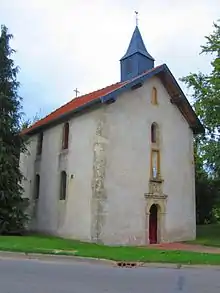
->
<box><xmin>1</xmin><ymin>0</ymin><xmax>220</xmax><ymax>121</ymax></box>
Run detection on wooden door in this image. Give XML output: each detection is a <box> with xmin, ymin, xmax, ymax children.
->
<box><xmin>149</xmin><ymin>204</ymin><xmax>158</xmax><ymax>244</ymax></box>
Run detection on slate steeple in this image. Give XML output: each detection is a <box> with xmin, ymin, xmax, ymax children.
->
<box><xmin>120</xmin><ymin>25</ymin><xmax>155</xmax><ymax>82</ymax></box>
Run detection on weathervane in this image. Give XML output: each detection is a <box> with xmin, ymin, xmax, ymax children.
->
<box><xmin>135</xmin><ymin>11</ymin><xmax>139</xmax><ymax>26</ymax></box>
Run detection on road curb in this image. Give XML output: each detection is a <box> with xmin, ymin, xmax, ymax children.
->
<box><xmin>141</xmin><ymin>262</ymin><xmax>220</xmax><ymax>270</ymax></box>
<box><xmin>1</xmin><ymin>251</ymin><xmax>220</xmax><ymax>270</ymax></box>
<box><xmin>0</xmin><ymin>251</ymin><xmax>115</xmax><ymax>266</ymax></box>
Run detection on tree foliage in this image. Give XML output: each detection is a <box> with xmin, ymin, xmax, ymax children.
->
<box><xmin>181</xmin><ymin>20</ymin><xmax>220</xmax><ymax>178</ymax></box>
<box><xmin>181</xmin><ymin>20</ymin><xmax>220</xmax><ymax>223</ymax></box>
<box><xmin>0</xmin><ymin>25</ymin><xmax>29</xmax><ymax>234</ymax></box>
<box><xmin>194</xmin><ymin>138</ymin><xmax>219</xmax><ymax>224</ymax></box>
<box><xmin>21</xmin><ymin>113</ymin><xmax>40</xmax><ymax>130</ymax></box>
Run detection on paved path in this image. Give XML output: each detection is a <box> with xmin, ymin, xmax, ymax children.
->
<box><xmin>0</xmin><ymin>257</ymin><xmax>220</xmax><ymax>293</ymax></box>
<box><xmin>149</xmin><ymin>242</ymin><xmax>220</xmax><ymax>254</ymax></box>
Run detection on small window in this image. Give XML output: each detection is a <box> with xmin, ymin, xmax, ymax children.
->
<box><xmin>37</xmin><ymin>132</ymin><xmax>43</xmax><ymax>155</ymax></box>
<box><xmin>34</xmin><ymin>174</ymin><xmax>40</xmax><ymax>200</ymax></box>
<box><xmin>151</xmin><ymin>122</ymin><xmax>158</xmax><ymax>143</ymax></box>
<box><xmin>151</xmin><ymin>87</ymin><xmax>158</xmax><ymax>105</ymax></box>
<box><xmin>62</xmin><ymin>122</ymin><xmax>69</xmax><ymax>150</ymax></box>
<box><xmin>60</xmin><ymin>171</ymin><xmax>67</xmax><ymax>200</ymax></box>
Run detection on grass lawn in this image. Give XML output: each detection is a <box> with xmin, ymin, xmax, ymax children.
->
<box><xmin>188</xmin><ymin>224</ymin><xmax>220</xmax><ymax>247</ymax></box>
<box><xmin>0</xmin><ymin>226</ymin><xmax>220</xmax><ymax>265</ymax></box>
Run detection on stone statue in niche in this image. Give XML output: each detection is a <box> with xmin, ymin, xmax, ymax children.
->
<box><xmin>151</xmin><ymin>150</ymin><xmax>159</xmax><ymax>180</ymax></box>
<box><xmin>152</xmin><ymin>166</ymin><xmax>157</xmax><ymax>179</ymax></box>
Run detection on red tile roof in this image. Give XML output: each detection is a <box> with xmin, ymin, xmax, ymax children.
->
<box><xmin>22</xmin><ymin>66</ymin><xmax>163</xmax><ymax>135</ymax></box>
<box><xmin>22</xmin><ymin>64</ymin><xmax>203</xmax><ymax>135</ymax></box>
<box><xmin>22</xmin><ymin>81</ymin><xmax>126</xmax><ymax>135</ymax></box>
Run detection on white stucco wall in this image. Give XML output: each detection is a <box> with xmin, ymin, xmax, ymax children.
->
<box><xmin>20</xmin><ymin>75</ymin><xmax>196</xmax><ymax>245</ymax></box>
<box><xmin>100</xmin><ymin>76</ymin><xmax>196</xmax><ymax>245</ymax></box>
<box><xmin>20</xmin><ymin>136</ymin><xmax>39</xmax><ymax>229</ymax></box>
<box><xmin>58</xmin><ymin>112</ymin><xmax>96</xmax><ymax>240</ymax></box>
<box><xmin>20</xmin><ymin>109</ymin><xmax>99</xmax><ymax>241</ymax></box>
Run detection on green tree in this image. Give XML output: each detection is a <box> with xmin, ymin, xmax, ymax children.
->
<box><xmin>181</xmin><ymin>20</ymin><xmax>220</xmax><ymax>223</ymax></box>
<box><xmin>194</xmin><ymin>138</ymin><xmax>219</xmax><ymax>224</ymax></box>
<box><xmin>181</xmin><ymin>20</ymin><xmax>220</xmax><ymax>178</ymax></box>
<box><xmin>21</xmin><ymin>113</ymin><xmax>40</xmax><ymax>130</ymax></box>
<box><xmin>0</xmin><ymin>25</ymin><xmax>29</xmax><ymax>234</ymax></box>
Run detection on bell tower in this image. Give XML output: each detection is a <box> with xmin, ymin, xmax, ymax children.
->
<box><xmin>120</xmin><ymin>20</ymin><xmax>155</xmax><ymax>82</ymax></box>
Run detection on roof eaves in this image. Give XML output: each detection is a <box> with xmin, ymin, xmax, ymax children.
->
<box><xmin>101</xmin><ymin>64</ymin><xmax>204</xmax><ymax>134</ymax></box>
<box><xmin>162</xmin><ymin>64</ymin><xmax>204</xmax><ymax>133</ymax></box>
<box><xmin>22</xmin><ymin>98</ymin><xmax>101</xmax><ymax>136</ymax></box>
<box><xmin>101</xmin><ymin>65</ymin><xmax>164</xmax><ymax>103</ymax></box>
<box><xmin>22</xmin><ymin>82</ymin><xmax>126</xmax><ymax>136</ymax></box>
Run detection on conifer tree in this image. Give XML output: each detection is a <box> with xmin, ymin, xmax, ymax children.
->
<box><xmin>0</xmin><ymin>25</ymin><xmax>29</xmax><ymax>234</ymax></box>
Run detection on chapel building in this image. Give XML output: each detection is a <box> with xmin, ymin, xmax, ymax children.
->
<box><xmin>20</xmin><ymin>24</ymin><xmax>203</xmax><ymax>245</ymax></box>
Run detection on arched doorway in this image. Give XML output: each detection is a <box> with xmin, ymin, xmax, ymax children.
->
<box><xmin>149</xmin><ymin>204</ymin><xmax>158</xmax><ymax>244</ymax></box>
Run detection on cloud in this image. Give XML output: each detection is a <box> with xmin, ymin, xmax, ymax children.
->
<box><xmin>1</xmin><ymin>0</ymin><xmax>219</xmax><ymax>118</ymax></box>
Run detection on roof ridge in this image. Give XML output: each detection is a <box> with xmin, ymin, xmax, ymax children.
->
<box><xmin>21</xmin><ymin>64</ymin><xmax>203</xmax><ymax>135</ymax></box>
<box><xmin>75</xmin><ymin>81</ymin><xmax>122</xmax><ymax>99</ymax></box>
<box><xmin>22</xmin><ymin>81</ymin><xmax>123</xmax><ymax>134</ymax></box>
<box><xmin>46</xmin><ymin>81</ymin><xmax>121</xmax><ymax>119</ymax></box>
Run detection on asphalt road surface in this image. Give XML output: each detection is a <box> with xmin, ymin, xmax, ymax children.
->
<box><xmin>0</xmin><ymin>257</ymin><xmax>220</xmax><ymax>293</ymax></box>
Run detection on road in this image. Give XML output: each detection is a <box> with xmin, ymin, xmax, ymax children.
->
<box><xmin>0</xmin><ymin>257</ymin><xmax>220</xmax><ymax>293</ymax></box>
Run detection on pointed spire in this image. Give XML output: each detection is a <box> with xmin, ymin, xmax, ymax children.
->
<box><xmin>120</xmin><ymin>26</ymin><xmax>154</xmax><ymax>61</ymax></box>
<box><xmin>120</xmin><ymin>23</ymin><xmax>155</xmax><ymax>82</ymax></box>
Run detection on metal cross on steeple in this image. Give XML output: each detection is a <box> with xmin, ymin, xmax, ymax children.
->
<box><xmin>135</xmin><ymin>11</ymin><xmax>139</xmax><ymax>27</ymax></box>
<box><xmin>74</xmin><ymin>88</ymin><xmax>80</xmax><ymax>98</ymax></box>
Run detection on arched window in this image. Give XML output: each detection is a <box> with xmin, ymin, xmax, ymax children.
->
<box><xmin>37</xmin><ymin>132</ymin><xmax>43</xmax><ymax>155</ymax></box>
<box><xmin>62</xmin><ymin>122</ymin><xmax>69</xmax><ymax>149</ymax></box>
<box><xmin>151</xmin><ymin>122</ymin><xmax>158</xmax><ymax>143</ymax></box>
<box><xmin>34</xmin><ymin>174</ymin><xmax>40</xmax><ymax>200</ymax></box>
<box><xmin>60</xmin><ymin>171</ymin><xmax>67</xmax><ymax>200</ymax></box>
<box><xmin>151</xmin><ymin>87</ymin><xmax>158</xmax><ymax>105</ymax></box>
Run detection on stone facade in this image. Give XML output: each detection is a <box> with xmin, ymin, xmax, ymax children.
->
<box><xmin>91</xmin><ymin>108</ymin><xmax>108</xmax><ymax>242</ymax></box>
